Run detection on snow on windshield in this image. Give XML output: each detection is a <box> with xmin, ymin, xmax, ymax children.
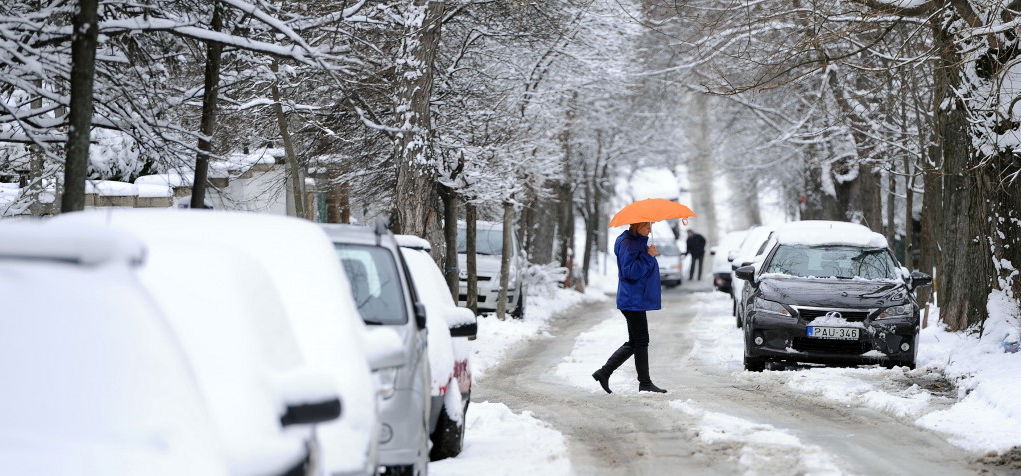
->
<box><xmin>763</xmin><ymin>245</ymin><xmax>899</xmax><ymax>280</ymax></box>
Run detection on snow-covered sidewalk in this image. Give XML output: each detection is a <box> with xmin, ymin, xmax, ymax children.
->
<box><xmin>431</xmin><ymin>401</ymin><xmax>572</xmax><ymax>476</ymax></box>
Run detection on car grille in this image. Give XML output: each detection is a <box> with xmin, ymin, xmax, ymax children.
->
<box><xmin>797</xmin><ymin>308</ymin><xmax>871</xmax><ymax>322</ymax></box>
<box><xmin>458</xmin><ymin>294</ymin><xmax>487</xmax><ymax>303</ymax></box>
<box><xmin>459</xmin><ymin>275</ymin><xmax>492</xmax><ymax>282</ymax></box>
<box><xmin>792</xmin><ymin>337</ymin><xmax>870</xmax><ymax>355</ymax></box>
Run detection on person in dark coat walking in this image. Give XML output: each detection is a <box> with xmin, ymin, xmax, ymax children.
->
<box><xmin>591</xmin><ymin>222</ymin><xmax>668</xmax><ymax>394</ymax></box>
<box><xmin>685</xmin><ymin>230</ymin><xmax>707</xmax><ymax>281</ymax></box>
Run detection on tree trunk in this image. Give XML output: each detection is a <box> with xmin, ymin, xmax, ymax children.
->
<box><xmin>440</xmin><ymin>186</ymin><xmax>459</xmax><ymax>301</ymax></box>
<box><xmin>496</xmin><ymin>201</ymin><xmax>514</xmax><ymax>320</ymax></box>
<box><xmin>903</xmin><ymin>155</ymin><xmax>915</xmax><ymax>269</ymax></box>
<box><xmin>688</xmin><ymin>92</ymin><xmax>719</xmax><ymax>244</ymax></box>
<box><xmin>189</xmin><ymin>5</ymin><xmax>224</xmax><ymax>210</ymax></box>
<box><xmin>885</xmin><ymin>166</ymin><xmax>896</xmax><ymax>251</ymax></box>
<box><xmin>270</xmin><ymin>60</ymin><xmax>305</xmax><ymax>218</ymax></box>
<box><xmin>465</xmin><ymin>202</ymin><xmax>479</xmax><ymax>315</ymax></box>
<box><xmin>393</xmin><ymin>0</ymin><xmax>444</xmax><ymax>236</ymax></box>
<box><xmin>930</xmin><ymin>20</ymin><xmax>993</xmax><ymax>331</ymax></box>
<box><xmin>60</xmin><ymin>0</ymin><xmax>100</xmax><ymax>213</ymax></box>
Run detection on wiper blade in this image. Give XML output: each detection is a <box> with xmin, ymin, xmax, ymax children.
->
<box><xmin>363</xmin><ymin>319</ymin><xmax>386</xmax><ymax>326</ymax></box>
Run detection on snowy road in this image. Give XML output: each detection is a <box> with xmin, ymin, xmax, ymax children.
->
<box><xmin>473</xmin><ymin>280</ymin><xmax>1006</xmax><ymax>475</ymax></box>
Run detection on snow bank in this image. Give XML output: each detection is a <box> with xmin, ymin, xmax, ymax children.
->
<box><xmin>914</xmin><ymin>291</ymin><xmax>1021</xmax><ymax>452</ymax></box>
<box><xmin>472</xmin><ymin>287</ymin><xmax>606</xmax><ymax>379</ymax></box>
<box><xmin>774</xmin><ymin>220</ymin><xmax>887</xmax><ymax>248</ymax></box>
<box><xmin>430</xmin><ymin>402</ymin><xmax>572</xmax><ymax>476</ymax></box>
<box><xmin>671</xmin><ymin>400</ymin><xmax>844</xmax><ymax>475</ymax></box>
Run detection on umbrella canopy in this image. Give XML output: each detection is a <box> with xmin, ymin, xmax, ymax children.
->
<box><xmin>608</xmin><ymin>198</ymin><xmax>696</xmax><ymax>228</ymax></box>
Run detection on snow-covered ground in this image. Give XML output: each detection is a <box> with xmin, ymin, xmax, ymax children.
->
<box><xmin>688</xmin><ymin>291</ymin><xmax>1021</xmax><ymax>454</ymax></box>
<box><xmin>470</xmin><ymin>286</ymin><xmax>607</xmax><ymax>379</ymax></box>
<box><xmin>671</xmin><ymin>400</ymin><xmax>844</xmax><ymax>476</ymax></box>
<box><xmin>431</xmin><ymin>402</ymin><xmax>573</xmax><ymax>476</ymax></box>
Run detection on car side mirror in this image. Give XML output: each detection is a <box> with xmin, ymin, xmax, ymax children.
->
<box><xmin>414</xmin><ymin>302</ymin><xmax>427</xmax><ymax>330</ymax></box>
<box><xmin>272</xmin><ymin>369</ymin><xmax>343</xmax><ymax>427</ymax></box>
<box><xmin>446</xmin><ymin>307</ymin><xmax>478</xmax><ymax>340</ymax></box>
<box><xmin>280</xmin><ymin>398</ymin><xmax>342</xmax><ymax>427</ymax></box>
<box><xmin>364</xmin><ymin>327</ymin><xmax>405</xmax><ymax>371</ymax></box>
<box><xmin>909</xmin><ymin>271</ymin><xmax>932</xmax><ymax>290</ymax></box>
<box><xmin>734</xmin><ymin>265</ymin><xmax>756</xmax><ymax>281</ymax></box>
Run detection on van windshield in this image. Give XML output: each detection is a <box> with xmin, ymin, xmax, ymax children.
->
<box><xmin>456</xmin><ymin>227</ymin><xmax>504</xmax><ymax>255</ymax></box>
<box><xmin>763</xmin><ymin>245</ymin><xmax>898</xmax><ymax>280</ymax></box>
<box><xmin>335</xmin><ymin>244</ymin><xmax>408</xmax><ymax>325</ymax></box>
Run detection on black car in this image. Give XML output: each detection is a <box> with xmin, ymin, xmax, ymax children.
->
<box><xmin>735</xmin><ymin>241</ymin><xmax>931</xmax><ymax>371</ymax></box>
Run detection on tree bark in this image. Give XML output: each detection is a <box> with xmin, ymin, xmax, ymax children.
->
<box><xmin>465</xmin><ymin>202</ymin><xmax>479</xmax><ymax>315</ymax></box>
<box><xmin>393</xmin><ymin>0</ymin><xmax>444</xmax><ymax>236</ymax></box>
<box><xmin>496</xmin><ymin>201</ymin><xmax>514</xmax><ymax>320</ymax></box>
<box><xmin>440</xmin><ymin>186</ymin><xmax>459</xmax><ymax>301</ymax></box>
<box><xmin>885</xmin><ymin>166</ymin><xmax>896</xmax><ymax>251</ymax></box>
<box><xmin>270</xmin><ymin>60</ymin><xmax>305</xmax><ymax>218</ymax></box>
<box><xmin>60</xmin><ymin>0</ymin><xmax>100</xmax><ymax>213</ymax></box>
<box><xmin>930</xmin><ymin>18</ymin><xmax>993</xmax><ymax>331</ymax></box>
<box><xmin>190</xmin><ymin>5</ymin><xmax>224</xmax><ymax>210</ymax></box>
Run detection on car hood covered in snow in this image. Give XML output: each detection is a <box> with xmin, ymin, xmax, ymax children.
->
<box><xmin>757</xmin><ymin>275</ymin><xmax>910</xmax><ymax>308</ymax></box>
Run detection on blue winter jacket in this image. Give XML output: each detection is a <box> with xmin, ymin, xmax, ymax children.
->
<box><xmin>615</xmin><ymin>229</ymin><xmax>661</xmax><ymax>311</ymax></box>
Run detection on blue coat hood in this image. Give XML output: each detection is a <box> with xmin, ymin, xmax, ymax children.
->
<box><xmin>615</xmin><ymin>230</ymin><xmax>661</xmax><ymax>311</ymax></box>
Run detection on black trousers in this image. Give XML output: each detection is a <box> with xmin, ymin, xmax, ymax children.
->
<box><xmin>596</xmin><ymin>310</ymin><xmax>653</xmax><ymax>384</ymax></box>
<box><xmin>689</xmin><ymin>254</ymin><xmax>704</xmax><ymax>280</ymax></box>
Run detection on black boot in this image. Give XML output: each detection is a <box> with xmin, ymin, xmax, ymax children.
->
<box><xmin>634</xmin><ymin>346</ymin><xmax>667</xmax><ymax>393</ymax></box>
<box><xmin>592</xmin><ymin>343</ymin><xmax>633</xmax><ymax>394</ymax></box>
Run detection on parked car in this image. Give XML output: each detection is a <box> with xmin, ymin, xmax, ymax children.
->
<box><xmin>730</xmin><ymin>226</ymin><xmax>775</xmax><ymax>328</ymax></box>
<box><xmin>456</xmin><ymin>220</ymin><xmax>526</xmax><ymax>317</ymax></box>
<box><xmin>711</xmin><ymin>229</ymin><xmax>750</xmax><ymax>295</ymax></box>
<box><xmin>0</xmin><ymin>224</ymin><xmax>232</xmax><ymax>475</ymax></box>
<box><xmin>734</xmin><ymin>220</ymin><xmax>932</xmax><ymax>371</ymax></box>
<box><xmin>395</xmin><ymin>235</ymin><xmax>477</xmax><ymax>461</ymax></box>
<box><xmin>134</xmin><ymin>238</ymin><xmax>344</xmax><ymax>476</ymax></box>
<box><xmin>53</xmin><ymin>210</ymin><xmax>387</xmax><ymax>476</ymax></box>
<box><xmin>654</xmin><ymin>239</ymin><xmax>683</xmax><ymax>287</ymax></box>
<box><xmin>321</xmin><ymin>224</ymin><xmax>432</xmax><ymax>476</ymax></box>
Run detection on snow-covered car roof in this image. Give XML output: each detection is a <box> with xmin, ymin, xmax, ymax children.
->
<box><xmin>0</xmin><ymin>222</ymin><xmax>145</xmax><ymax>266</ymax></box>
<box><xmin>713</xmin><ymin>229</ymin><xmax>750</xmax><ymax>273</ymax></box>
<box><xmin>395</xmin><ymin>234</ymin><xmax>431</xmax><ymax>251</ymax></box>
<box><xmin>774</xmin><ymin>220</ymin><xmax>888</xmax><ymax>248</ymax></box>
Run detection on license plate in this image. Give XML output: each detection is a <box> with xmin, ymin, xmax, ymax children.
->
<box><xmin>807</xmin><ymin>326</ymin><xmax>859</xmax><ymax>340</ymax></box>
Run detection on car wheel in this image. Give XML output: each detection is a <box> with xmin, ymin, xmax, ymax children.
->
<box><xmin>429</xmin><ymin>404</ymin><xmax>465</xmax><ymax>461</ymax></box>
<box><xmin>743</xmin><ymin>355</ymin><xmax>765</xmax><ymax>372</ymax></box>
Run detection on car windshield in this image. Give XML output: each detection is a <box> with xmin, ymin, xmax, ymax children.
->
<box><xmin>335</xmin><ymin>244</ymin><xmax>408</xmax><ymax>325</ymax></box>
<box><xmin>763</xmin><ymin>244</ymin><xmax>898</xmax><ymax>280</ymax></box>
<box><xmin>655</xmin><ymin>241</ymin><xmax>681</xmax><ymax>256</ymax></box>
<box><xmin>457</xmin><ymin>227</ymin><xmax>503</xmax><ymax>255</ymax></box>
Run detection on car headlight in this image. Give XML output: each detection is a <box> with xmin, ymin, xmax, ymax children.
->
<box><xmin>877</xmin><ymin>304</ymin><xmax>913</xmax><ymax>320</ymax></box>
<box><xmin>752</xmin><ymin>298</ymin><xmax>790</xmax><ymax>316</ymax></box>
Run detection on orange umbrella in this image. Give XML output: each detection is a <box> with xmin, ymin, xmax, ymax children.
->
<box><xmin>608</xmin><ymin>198</ymin><xmax>696</xmax><ymax>228</ymax></box>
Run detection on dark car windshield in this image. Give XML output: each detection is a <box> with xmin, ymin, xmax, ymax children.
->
<box><xmin>457</xmin><ymin>227</ymin><xmax>503</xmax><ymax>255</ymax></box>
<box><xmin>763</xmin><ymin>244</ymin><xmax>898</xmax><ymax>280</ymax></box>
<box><xmin>335</xmin><ymin>244</ymin><xmax>408</xmax><ymax>325</ymax></box>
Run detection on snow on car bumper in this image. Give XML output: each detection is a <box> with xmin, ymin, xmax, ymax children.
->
<box><xmin>746</xmin><ymin>313</ymin><xmax>918</xmax><ymax>365</ymax></box>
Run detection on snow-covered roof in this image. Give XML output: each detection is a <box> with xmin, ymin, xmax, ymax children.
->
<box><xmin>86</xmin><ymin>180</ymin><xmax>138</xmax><ymax>197</ymax></box>
<box><xmin>774</xmin><ymin>220</ymin><xmax>888</xmax><ymax>248</ymax></box>
<box><xmin>395</xmin><ymin>234</ymin><xmax>431</xmax><ymax>251</ymax></box>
